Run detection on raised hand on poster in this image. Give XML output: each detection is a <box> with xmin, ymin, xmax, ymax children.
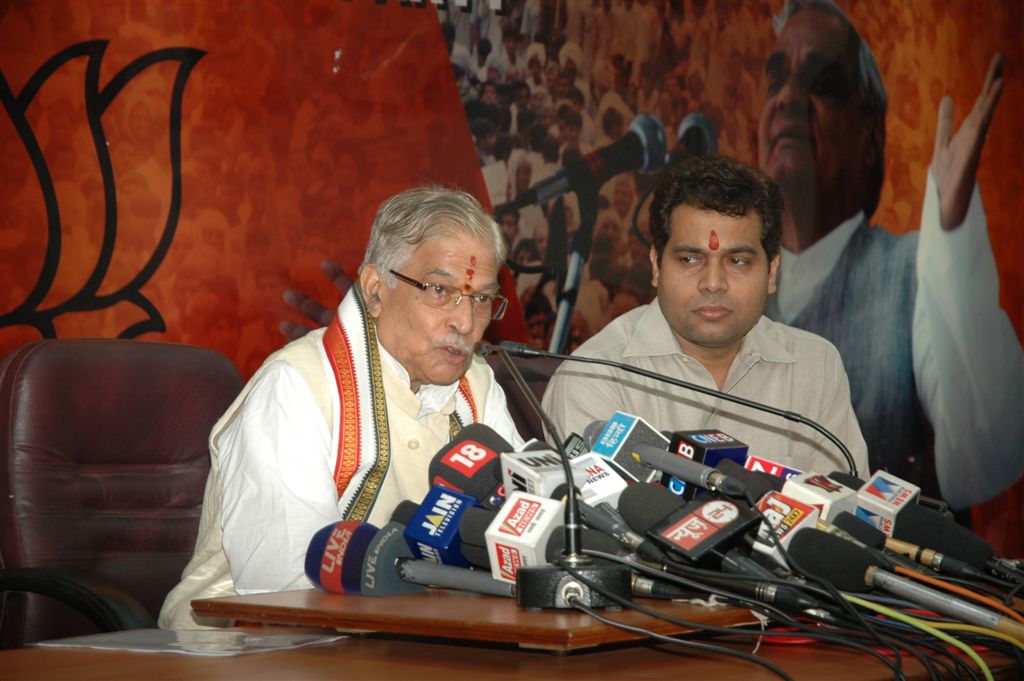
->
<box><xmin>932</xmin><ymin>54</ymin><xmax>1005</xmax><ymax>231</ymax></box>
<box><xmin>278</xmin><ymin>260</ymin><xmax>352</xmax><ymax>343</ymax></box>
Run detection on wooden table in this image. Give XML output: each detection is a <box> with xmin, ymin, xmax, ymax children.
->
<box><xmin>191</xmin><ymin>588</ymin><xmax>759</xmax><ymax>651</ymax></box>
<box><xmin>3</xmin><ymin>589</ymin><xmax>1017</xmax><ymax>680</ymax></box>
<box><xmin>2</xmin><ymin>633</ymin><xmax>1017</xmax><ymax>681</ymax></box>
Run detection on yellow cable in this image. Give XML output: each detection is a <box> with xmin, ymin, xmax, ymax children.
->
<box><xmin>843</xmin><ymin>593</ymin><xmax>993</xmax><ymax>681</ymax></box>
<box><xmin>929</xmin><ymin>622</ymin><xmax>1024</xmax><ymax>653</ymax></box>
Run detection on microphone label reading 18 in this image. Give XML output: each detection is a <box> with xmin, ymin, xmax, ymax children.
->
<box><xmin>442</xmin><ymin>440</ymin><xmax>498</xmax><ymax>474</ymax></box>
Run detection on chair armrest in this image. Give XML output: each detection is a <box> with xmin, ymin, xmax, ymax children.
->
<box><xmin>0</xmin><ymin>568</ymin><xmax>156</xmax><ymax>633</ymax></box>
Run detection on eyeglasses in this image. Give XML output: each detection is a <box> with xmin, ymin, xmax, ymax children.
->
<box><xmin>389</xmin><ymin>270</ymin><xmax>508</xmax><ymax>321</ymax></box>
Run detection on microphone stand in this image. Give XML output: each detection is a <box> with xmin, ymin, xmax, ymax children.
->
<box><xmin>486</xmin><ymin>344</ymin><xmax>632</xmax><ymax>609</ymax></box>
<box><xmin>497</xmin><ymin>341</ymin><xmax>859</xmax><ymax>477</ymax></box>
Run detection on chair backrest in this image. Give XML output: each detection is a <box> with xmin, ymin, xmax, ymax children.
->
<box><xmin>0</xmin><ymin>339</ymin><xmax>243</xmax><ymax>647</ymax></box>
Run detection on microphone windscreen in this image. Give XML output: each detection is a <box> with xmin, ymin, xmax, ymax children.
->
<box><xmin>892</xmin><ymin>505</ymin><xmax>994</xmax><ymax>569</ymax></box>
<box><xmin>827</xmin><ymin>471</ymin><xmax>866</xmax><ymax>489</ymax></box>
<box><xmin>391</xmin><ymin>500</ymin><xmax>419</xmax><ymax>525</ymax></box>
<box><xmin>459</xmin><ymin>506</ymin><xmax>497</xmax><ymax>548</ymax></box>
<box><xmin>360</xmin><ymin>521</ymin><xmax>425</xmax><ymax>596</ymax></box>
<box><xmin>582</xmin><ymin>420</ymin><xmax>606</xmax><ymax>447</ymax></box>
<box><xmin>544</xmin><ymin>528</ymin><xmax>621</xmax><ymax>562</ymax></box>
<box><xmin>716</xmin><ymin>459</ymin><xmax>782</xmax><ymax>498</ymax></box>
<box><xmin>617</xmin><ymin>482</ymin><xmax>685</xmax><ymax>534</ymax></box>
<box><xmin>305</xmin><ymin>521</ymin><xmax>379</xmax><ymax>594</ymax></box>
<box><xmin>832</xmin><ymin>511</ymin><xmax>886</xmax><ymax>549</ymax></box>
<box><xmin>429</xmin><ymin>423</ymin><xmax>510</xmax><ymax>506</ymax></box>
<box><xmin>787</xmin><ymin>528</ymin><xmax>881</xmax><ymax>593</ymax></box>
<box><xmin>460</xmin><ymin>542</ymin><xmax>492</xmax><ymax>569</ymax></box>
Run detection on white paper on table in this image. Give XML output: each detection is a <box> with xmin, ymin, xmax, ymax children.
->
<box><xmin>33</xmin><ymin>628</ymin><xmax>347</xmax><ymax>656</ymax></box>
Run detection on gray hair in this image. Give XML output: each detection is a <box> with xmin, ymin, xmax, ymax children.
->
<box><xmin>774</xmin><ymin>0</ymin><xmax>887</xmax><ymax>217</ymax></box>
<box><xmin>360</xmin><ymin>186</ymin><xmax>506</xmax><ymax>287</ymax></box>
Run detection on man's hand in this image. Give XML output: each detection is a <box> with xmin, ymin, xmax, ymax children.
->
<box><xmin>278</xmin><ymin>260</ymin><xmax>353</xmax><ymax>343</ymax></box>
<box><xmin>932</xmin><ymin>54</ymin><xmax>1005</xmax><ymax>231</ymax></box>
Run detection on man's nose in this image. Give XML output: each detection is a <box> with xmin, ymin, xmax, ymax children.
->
<box><xmin>698</xmin><ymin>260</ymin><xmax>727</xmax><ymax>294</ymax></box>
<box><xmin>448</xmin><ymin>295</ymin><xmax>476</xmax><ymax>334</ymax></box>
<box><xmin>775</xmin><ymin>74</ymin><xmax>809</xmax><ymax>115</ymax></box>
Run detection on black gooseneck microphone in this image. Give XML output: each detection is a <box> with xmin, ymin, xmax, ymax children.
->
<box><xmin>491</xmin><ymin>340</ymin><xmax>858</xmax><ymax>477</ymax></box>
<box><xmin>481</xmin><ymin>343</ymin><xmax>632</xmax><ymax>609</ymax></box>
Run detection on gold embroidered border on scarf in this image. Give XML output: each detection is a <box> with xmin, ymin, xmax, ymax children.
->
<box><xmin>322</xmin><ymin>283</ymin><xmax>479</xmax><ymax>521</ymax></box>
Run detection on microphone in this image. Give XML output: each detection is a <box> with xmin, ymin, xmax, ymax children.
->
<box><xmin>751</xmin><ymin>491</ymin><xmax>822</xmax><ymax>567</ymax></box>
<box><xmin>667</xmin><ymin>111</ymin><xmax>717</xmax><ymax>166</ymax></box>
<box><xmin>788</xmin><ymin>529</ymin><xmax>1024</xmax><ymax>640</ymax></box>
<box><xmin>484</xmin><ymin>491</ymin><xmax>565</xmax><ymax>583</ymax></box>
<box><xmin>781</xmin><ymin>472</ymin><xmax>858</xmax><ymax>523</ymax></box>
<box><xmin>715</xmin><ymin>459</ymin><xmax>783</xmax><ymax>500</ymax></box>
<box><xmin>458</xmin><ymin>506</ymin><xmax>497</xmax><ymax>569</ymax></box>
<box><xmin>429</xmin><ymin>423</ymin><xmax>510</xmax><ymax>509</ymax></box>
<box><xmin>570</xmin><ymin>453</ymin><xmax>630</xmax><ymax>507</ymax></box>
<box><xmin>361</xmin><ymin>520</ymin><xmax>425</xmax><ymax>596</ymax></box>
<box><xmin>485</xmin><ymin>344</ymin><xmax>633</xmax><ymax>609</ymax></box>
<box><xmin>305</xmin><ymin>521</ymin><xmax>381</xmax><ymax>594</ymax></box>
<box><xmin>583</xmin><ymin>413</ymin><xmax>667</xmax><ymax>484</ymax></box>
<box><xmin>577</xmin><ymin>500</ymin><xmax>667</xmax><ymax>563</ymax></box>
<box><xmin>501</xmin><ymin>447</ymin><xmax>587</xmax><ymax>498</ymax></box>
<box><xmin>744</xmin><ymin>454</ymin><xmax>803</xmax><ymax>480</ymax></box>
<box><xmin>889</xmin><ymin>504</ymin><xmax>995</xmax><ymax>571</ymax></box>
<box><xmin>498</xmin><ymin>113</ymin><xmax>666</xmax><ymax>211</ymax></box>
<box><xmin>617</xmin><ymin>484</ymin><xmax>822</xmax><ymax>611</ymax></box>
<box><xmin>395</xmin><ymin>558</ymin><xmax>514</xmax><ymax>598</ymax></box>
<box><xmin>664</xmin><ymin>430</ymin><xmax>748</xmax><ymax>498</ymax></box>
<box><xmin>491</xmin><ymin>341</ymin><xmax>859</xmax><ymax>476</ymax></box>
<box><xmin>631</xmin><ymin>443</ymin><xmax>746</xmax><ymax>497</ymax></box>
<box><xmin>617</xmin><ymin>483</ymin><xmax>759</xmax><ymax>564</ymax></box>
<box><xmin>403</xmin><ymin>485</ymin><xmax>478</xmax><ymax>567</ymax></box>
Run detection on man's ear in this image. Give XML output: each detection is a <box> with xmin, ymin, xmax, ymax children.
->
<box><xmin>648</xmin><ymin>246</ymin><xmax>661</xmax><ymax>288</ymax></box>
<box><xmin>359</xmin><ymin>265</ymin><xmax>385</xmax><ymax>318</ymax></box>
<box><xmin>767</xmin><ymin>252</ymin><xmax>781</xmax><ymax>295</ymax></box>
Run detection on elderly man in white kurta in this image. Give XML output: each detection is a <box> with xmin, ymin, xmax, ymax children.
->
<box><xmin>160</xmin><ymin>187</ymin><xmax>523</xmax><ymax>629</ymax></box>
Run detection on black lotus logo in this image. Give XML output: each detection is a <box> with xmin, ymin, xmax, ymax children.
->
<box><xmin>0</xmin><ymin>40</ymin><xmax>204</xmax><ymax>338</ymax></box>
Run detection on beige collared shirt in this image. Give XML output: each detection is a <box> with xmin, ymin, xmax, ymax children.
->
<box><xmin>542</xmin><ymin>303</ymin><xmax>869</xmax><ymax>476</ymax></box>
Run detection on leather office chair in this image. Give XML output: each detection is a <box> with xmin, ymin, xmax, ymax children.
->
<box><xmin>0</xmin><ymin>339</ymin><xmax>243</xmax><ymax>648</ymax></box>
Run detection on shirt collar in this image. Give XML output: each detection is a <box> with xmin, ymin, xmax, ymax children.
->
<box><xmin>623</xmin><ymin>303</ymin><xmax>793</xmax><ymax>365</ymax></box>
<box><xmin>377</xmin><ymin>340</ymin><xmax>459</xmax><ymax>420</ymax></box>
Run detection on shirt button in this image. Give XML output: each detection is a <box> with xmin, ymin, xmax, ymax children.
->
<box><xmin>408</xmin><ymin>440</ymin><xmax>420</xmax><ymax>450</ymax></box>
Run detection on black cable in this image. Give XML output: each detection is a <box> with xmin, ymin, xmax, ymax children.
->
<box><xmin>571</xmin><ymin>599</ymin><xmax>795</xmax><ymax>681</ymax></box>
<box><xmin>741</xmin><ymin>488</ymin><xmax>905</xmax><ymax>676</ymax></box>
<box><xmin>855</xmin><ymin>613</ymin><xmax>981</xmax><ymax>681</ymax></box>
<box><xmin>569</xmin><ymin>552</ymin><xmax>904</xmax><ymax>679</ymax></box>
<box><xmin>935</xmin><ymin>574</ymin><xmax>1020</xmax><ymax>604</ymax></box>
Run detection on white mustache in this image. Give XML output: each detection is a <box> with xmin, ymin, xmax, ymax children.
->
<box><xmin>434</xmin><ymin>337</ymin><xmax>472</xmax><ymax>354</ymax></box>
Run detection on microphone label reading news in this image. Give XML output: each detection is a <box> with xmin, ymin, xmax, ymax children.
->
<box><xmin>854</xmin><ymin>471</ymin><xmax>921</xmax><ymax>536</ymax></box>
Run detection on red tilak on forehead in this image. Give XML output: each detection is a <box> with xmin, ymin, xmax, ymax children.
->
<box><xmin>464</xmin><ymin>255</ymin><xmax>478</xmax><ymax>291</ymax></box>
<box><xmin>709</xmin><ymin>230</ymin><xmax>720</xmax><ymax>251</ymax></box>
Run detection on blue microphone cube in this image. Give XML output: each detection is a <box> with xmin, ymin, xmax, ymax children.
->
<box><xmin>404</xmin><ymin>486</ymin><xmax>477</xmax><ymax>567</ymax></box>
